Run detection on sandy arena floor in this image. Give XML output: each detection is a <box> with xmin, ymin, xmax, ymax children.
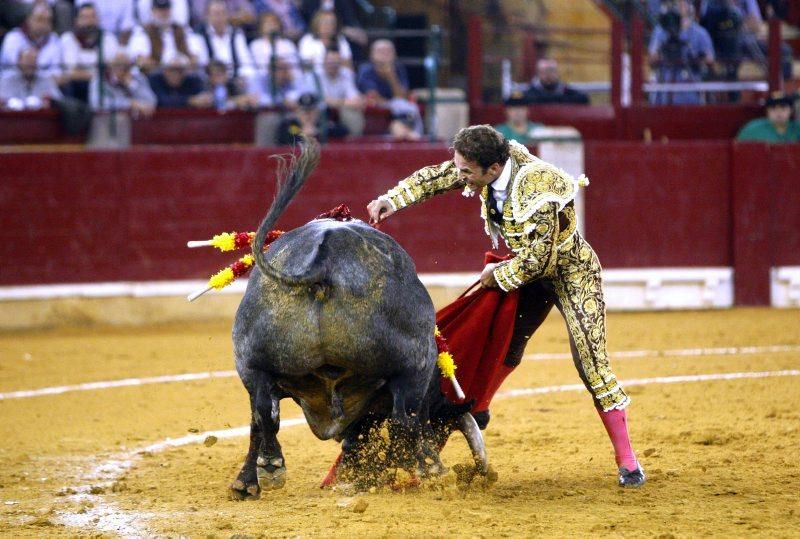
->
<box><xmin>0</xmin><ymin>307</ymin><xmax>799</xmax><ymax>537</ymax></box>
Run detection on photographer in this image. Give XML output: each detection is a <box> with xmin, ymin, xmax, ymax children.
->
<box><xmin>648</xmin><ymin>0</ymin><xmax>716</xmax><ymax>105</ymax></box>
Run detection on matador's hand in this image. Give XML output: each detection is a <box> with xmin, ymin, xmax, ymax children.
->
<box><xmin>367</xmin><ymin>198</ymin><xmax>395</xmax><ymax>224</ymax></box>
<box><xmin>480</xmin><ymin>263</ymin><xmax>499</xmax><ymax>288</ymax></box>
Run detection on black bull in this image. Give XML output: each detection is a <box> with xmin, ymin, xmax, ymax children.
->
<box><xmin>229</xmin><ymin>139</ymin><xmax>487</xmax><ymax>499</ymax></box>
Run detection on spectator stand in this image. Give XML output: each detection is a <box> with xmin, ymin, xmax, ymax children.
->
<box><xmin>465</xmin><ymin>1</ymin><xmax>793</xmax><ymax>141</ymax></box>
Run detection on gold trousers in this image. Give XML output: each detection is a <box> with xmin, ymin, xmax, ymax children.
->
<box><xmin>504</xmin><ymin>235</ymin><xmax>630</xmax><ymax>412</ymax></box>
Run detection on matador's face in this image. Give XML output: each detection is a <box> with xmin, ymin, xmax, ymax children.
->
<box><xmin>454</xmin><ymin>151</ymin><xmax>503</xmax><ymax>195</ymax></box>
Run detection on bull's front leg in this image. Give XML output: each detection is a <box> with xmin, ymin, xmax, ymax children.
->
<box><xmin>230</xmin><ymin>368</ymin><xmax>285</xmax><ymax>500</ymax></box>
<box><xmin>386</xmin><ymin>370</ymin><xmax>428</xmax><ymax>472</ymax></box>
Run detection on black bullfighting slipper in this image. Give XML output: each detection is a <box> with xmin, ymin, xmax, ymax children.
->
<box><xmin>472</xmin><ymin>410</ymin><xmax>490</xmax><ymax>430</ymax></box>
<box><xmin>618</xmin><ymin>465</ymin><xmax>646</xmax><ymax>488</ymax></box>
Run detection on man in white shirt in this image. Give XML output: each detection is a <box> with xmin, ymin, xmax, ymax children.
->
<box><xmin>127</xmin><ymin>0</ymin><xmax>203</xmax><ymax>73</ymax></box>
<box><xmin>60</xmin><ymin>3</ymin><xmax>119</xmax><ymax>101</ymax></box>
<box><xmin>195</xmin><ymin>0</ymin><xmax>255</xmax><ymax>85</ymax></box>
<box><xmin>318</xmin><ymin>47</ymin><xmax>363</xmax><ymax>135</ymax></box>
<box><xmin>136</xmin><ymin>0</ymin><xmax>190</xmax><ymax>27</ymax></box>
<box><xmin>76</xmin><ymin>0</ymin><xmax>136</xmax><ymax>46</ymax></box>
<box><xmin>1</xmin><ymin>2</ymin><xmax>62</xmax><ymax>80</ymax></box>
<box><xmin>0</xmin><ymin>47</ymin><xmax>62</xmax><ymax>110</ymax></box>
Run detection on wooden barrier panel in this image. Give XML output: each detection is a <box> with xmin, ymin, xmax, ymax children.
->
<box><xmin>1</xmin><ymin>141</ymin><xmax>798</xmax><ymax>307</ymax></box>
<box><xmin>583</xmin><ymin>140</ymin><xmax>733</xmax><ymax>268</ymax></box>
<box><xmin>0</xmin><ymin>144</ymin><xmax>487</xmax><ymax>285</ymax></box>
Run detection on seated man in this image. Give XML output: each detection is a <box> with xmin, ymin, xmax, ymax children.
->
<box><xmin>248</xmin><ymin>56</ymin><xmax>312</xmax><ymax>108</ymax></box>
<box><xmin>356</xmin><ymin>39</ymin><xmax>409</xmax><ymax>105</ymax></box>
<box><xmin>205</xmin><ymin>59</ymin><xmax>258</xmax><ymax>110</ymax></box>
<box><xmin>0</xmin><ymin>2</ymin><xmax>63</xmax><ymax>82</ymax></box>
<box><xmin>524</xmin><ymin>58</ymin><xmax>589</xmax><ymax>105</ymax></box>
<box><xmin>357</xmin><ymin>39</ymin><xmax>424</xmax><ymax>139</ymax></box>
<box><xmin>60</xmin><ymin>3</ymin><xmax>120</xmax><ymax>103</ymax></box>
<box><xmin>494</xmin><ymin>91</ymin><xmax>543</xmax><ymax>144</ymax></box>
<box><xmin>277</xmin><ymin>93</ymin><xmax>347</xmax><ymax>145</ymax></box>
<box><xmin>317</xmin><ymin>46</ymin><xmax>364</xmax><ymax>135</ymax></box>
<box><xmin>736</xmin><ymin>92</ymin><xmax>800</xmax><ymax>142</ymax></box>
<box><xmin>89</xmin><ymin>52</ymin><xmax>156</xmax><ymax>117</ymax></box>
<box><xmin>127</xmin><ymin>0</ymin><xmax>204</xmax><ymax>73</ymax></box>
<box><xmin>148</xmin><ymin>51</ymin><xmax>207</xmax><ymax>108</ymax></box>
<box><xmin>195</xmin><ymin>0</ymin><xmax>255</xmax><ymax>88</ymax></box>
<box><xmin>0</xmin><ymin>47</ymin><xmax>62</xmax><ymax>110</ymax></box>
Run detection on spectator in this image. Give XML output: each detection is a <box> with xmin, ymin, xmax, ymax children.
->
<box><xmin>195</xmin><ymin>0</ymin><xmax>255</xmax><ymax>87</ymax></box>
<box><xmin>318</xmin><ymin>46</ymin><xmax>362</xmax><ymax>110</ymax></box>
<box><xmin>1</xmin><ymin>1</ymin><xmax>31</xmax><ymax>48</ymax></box>
<box><xmin>275</xmin><ymin>91</ymin><xmax>345</xmax><ymax>144</ymax></box>
<box><xmin>249</xmin><ymin>12</ymin><xmax>300</xmax><ymax>76</ymax></box>
<box><xmin>494</xmin><ymin>91</ymin><xmax>543</xmax><ymax>144</ymax></box>
<box><xmin>299</xmin><ymin>0</ymin><xmax>367</xmax><ymax>62</ymax></box>
<box><xmin>0</xmin><ymin>2</ymin><xmax>62</xmax><ymax>81</ymax></box>
<box><xmin>298</xmin><ymin>10</ymin><xmax>352</xmax><ymax>70</ymax></box>
<box><xmin>356</xmin><ymin>39</ymin><xmax>409</xmax><ymax>103</ymax></box>
<box><xmin>248</xmin><ymin>55</ymin><xmax>312</xmax><ymax>108</ymax></box>
<box><xmin>190</xmin><ymin>0</ymin><xmax>255</xmax><ymax>32</ymax></box>
<box><xmin>701</xmin><ymin>0</ymin><xmax>794</xmax><ymax>81</ymax></box>
<box><xmin>648</xmin><ymin>0</ymin><xmax>715</xmax><ymax>105</ymax></box>
<box><xmin>61</xmin><ymin>3</ymin><xmax>120</xmax><ymax>102</ymax></box>
<box><xmin>89</xmin><ymin>51</ymin><xmax>156</xmax><ymax>117</ymax></box>
<box><xmin>128</xmin><ymin>0</ymin><xmax>203</xmax><ymax>73</ymax></box>
<box><xmin>0</xmin><ymin>47</ymin><xmax>62</xmax><ymax>109</ymax></box>
<box><xmin>136</xmin><ymin>0</ymin><xmax>190</xmax><ymax>27</ymax></box>
<box><xmin>388</xmin><ymin>103</ymin><xmax>423</xmax><ymax>141</ymax></box>
<box><xmin>76</xmin><ymin>0</ymin><xmax>136</xmax><ymax>47</ymax></box>
<box><xmin>524</xmin><ymin>58</ymin><xmax>590</xmax><ymax>105</ymax></box>
<box><xmin>148</xmin><ymin>50</ymin><xmax>207</xmax><ymax>108</ymax></box>
<box><xmin>736</xmin><ymin>91</ymin><xmax>800</xmax><ymax>142</ymax></box>
<box><xmin>317</xmin><ymin>47</ymin><xmax>362</xmax><ymax>135</ymax></box>
<box><xmin>205</xmin><ymin>58</ymin><xmax>257</xmax><ymax>110</ymax></box>
<box><xmin>20</xmin><ymin>0</ymin><xmax>73</xmax><ymax>35</ymax></box>
<box><xmin>252</xmin><ymin>0</ymin><xmax>306</xmax><ymax>41</ymax></box>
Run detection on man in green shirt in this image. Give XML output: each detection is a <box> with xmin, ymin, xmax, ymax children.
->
<box><xmin>494</xmin><ymin>91</ymin><xmax>543</xmax><ymax>145</ymax></box>
<box><xmin>736</xmin><ymin>92</ymin><xmax>800</xmax><ymax>143</ymax></box>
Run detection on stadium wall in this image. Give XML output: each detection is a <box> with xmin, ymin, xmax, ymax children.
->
<box><xmin>0</xmin><ymin>141</ymin><xmax>798</xmax><ymax>322</ymax></box>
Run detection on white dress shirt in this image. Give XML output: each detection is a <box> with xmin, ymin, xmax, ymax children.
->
<box><xmin>249</xmin><ymin>36</ymin><xmax>299</xmax><ymax>74</ymax></box>
<box><xmin>0</xmin><ymin>29</ymin><xmax>63</xmax><ymax>78</ymax></box>
<box><xmin>195</xmin><ymin>26</ymin><xmax>255</xmax><ymax>80</ymax></box>
<box><xmin>77</xmin><ymin>0</ymin><xmax>136</xmax><ymax>35</ymax></box>
<box><xmin>136</xmin><ymin>0</ymin><xmax>190</xmax><ymax>26</ymax></box>
<box><xmin>60</xmin><ymin>32</ymin><xmax>120</xmax><ymax>76</ymax></box>
<box><xmin>297</xmin><ymin>34</ymin><xmax>351</xmax><ymax>70</ymax></box>
<box><xmin>127</xmin><ymin>24</ymin><xmax>204</xmax><ymax>64</ymax></box>
<box><xmin>489</xmin><ymin>159</ymin><xmax>512</xmax><ymax>217</ymax></box>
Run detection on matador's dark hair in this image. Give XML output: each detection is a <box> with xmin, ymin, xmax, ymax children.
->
<box><xmin>452</xmin><ymin>125</ymin><xmax>510</xmax><ymax>170</ymax></box>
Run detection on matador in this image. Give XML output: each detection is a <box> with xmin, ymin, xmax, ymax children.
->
<box><xmin>367</xmin><ymin>125</ymin><xmax>645</xmax><ymax>487</ymax></box>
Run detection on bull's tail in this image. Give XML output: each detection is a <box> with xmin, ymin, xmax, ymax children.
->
<box><xmin>253</xmin><ymin>137</ymin><xmax>321</xmax><ymax>283</ymax></box>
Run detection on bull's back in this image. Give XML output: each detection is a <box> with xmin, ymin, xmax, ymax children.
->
<box><xmin>237</xmin><ymin>220</ymin><xmax>435</xmax><ymax>378</ymax></box>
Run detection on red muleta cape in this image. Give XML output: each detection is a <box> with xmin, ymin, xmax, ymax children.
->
<box><xmin>321</xmin><ymin>253</ymin><xmax>520</xmax><ymax>487</ymax></box>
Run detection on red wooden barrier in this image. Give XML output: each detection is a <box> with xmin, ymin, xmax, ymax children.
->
<box><xmin>583</xmin><ymin>141</ymin><xmax>733</xmax><ymax>268</ymax></box>
<box><xmin>0</xmin><ymin>144</ymin><xmax>487</xmax><ymax>285</ymax></box>
<box><xmin>1</xmin><ymin>142</ymin><xmax>798</xmax><ymax>307</ymax></box>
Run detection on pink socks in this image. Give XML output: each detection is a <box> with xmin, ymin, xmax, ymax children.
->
<box><xmin>598</xmin><ymin>408</ymin><xmax>639</xmax><ymax>471</ymax></box>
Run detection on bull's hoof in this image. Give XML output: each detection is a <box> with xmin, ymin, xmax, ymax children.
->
<box><xmin>256</xmin><ymin>456</ymin><xmax>287</xmax><ymax>491</ymax></box>
<box><xmin>229</xmin><ymin>479</ymin><xmax>260</xmax><ymax>501</ymax></box>
<box><xmin>417</xmin><ymin>457</ymin><xmax>448</xmax><ymax>478</ymax></box>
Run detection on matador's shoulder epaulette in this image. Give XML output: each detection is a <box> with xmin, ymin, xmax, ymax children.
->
<box><xmin>510</xmin><ymin>156</ymin><xmax>589</xmax><ymax>223</ymax></box>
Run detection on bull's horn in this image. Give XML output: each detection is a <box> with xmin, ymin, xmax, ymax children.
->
<box><xmin>458</xmin><ymin>413</ymin><xmax>489</xmax><ymax>474</ymax></box>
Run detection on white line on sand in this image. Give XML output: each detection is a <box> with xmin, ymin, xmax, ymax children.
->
<box><xmin>56</xmin><ymin>368</ymin><xmax>800</xmax><ymax>536</ymax></box>
<box><xmin>4</xmin><ymin>344</ymin><xmax>799</xmax><ymax>401</ymax></box>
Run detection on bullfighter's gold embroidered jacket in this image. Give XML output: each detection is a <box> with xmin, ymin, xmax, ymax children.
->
<box><xmin>380</xmin><ymin>141</ymin><xmax>589</xmax><ymax>292</ymax></box>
